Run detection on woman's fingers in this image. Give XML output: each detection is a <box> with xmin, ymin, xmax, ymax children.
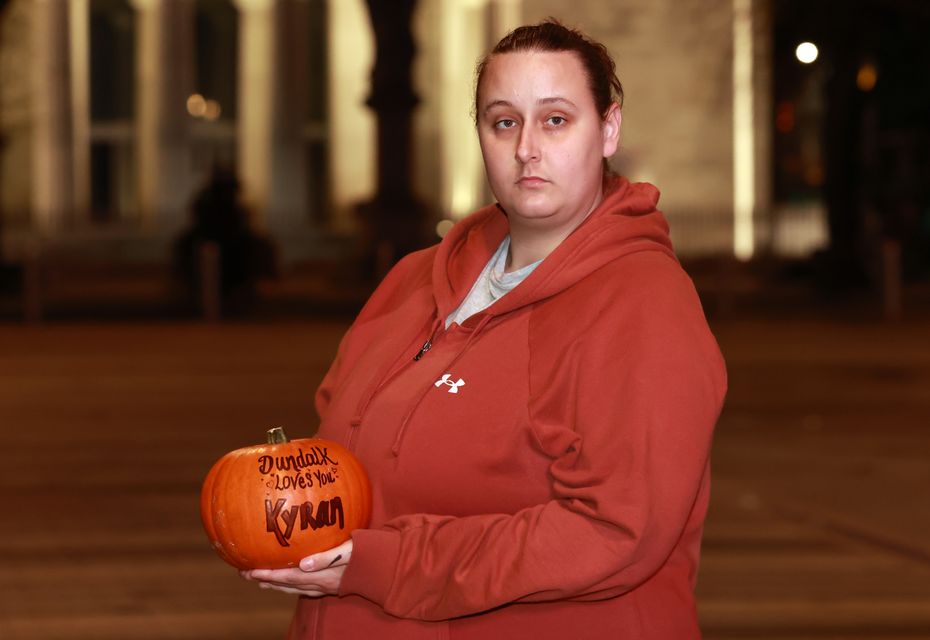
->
<box><xmin>238</xmin><ymin>540</ymin><xmax>353</xmax><ymax>597</ymax></box>
<box><xmin>245</xmin><ymin>567</ymin><xmax>307</xmax><ymax>583</ymax></box>
<box><xmin>243</xmin><ymin>566</ymin><xmax>343</xmax><ymax>593</ymax></box>
<box><xmin>299</xmin><ymin>539</ymin><xmax>353</xmax><ymax>572</ymax></box>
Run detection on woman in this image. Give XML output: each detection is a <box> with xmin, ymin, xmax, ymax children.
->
<box><xmin>244</xmin><ymin>20</ymin><xmax>727</xmax><ymax>639</ymax></box>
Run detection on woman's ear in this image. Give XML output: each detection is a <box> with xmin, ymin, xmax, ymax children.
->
<box><xmin>601</xmin><ymin>102</ymin><xmax>621</xmax><ymax>158</ymax></box>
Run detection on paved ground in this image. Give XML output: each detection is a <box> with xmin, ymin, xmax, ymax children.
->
<box><xmin>698</xmin><ymin>320</ymin><xmax>930</xmax><ymax>639</ymax></box>
<box><xmin>0</xmin><ymin>317</ymin><xmax>927</xmax><ymax>639</ymax></box>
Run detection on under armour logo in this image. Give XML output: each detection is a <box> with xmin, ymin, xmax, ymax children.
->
<box><xmin>434</xmin><ymin>373</ymin><xmax>465</xmax><ymax>394</ymax></box>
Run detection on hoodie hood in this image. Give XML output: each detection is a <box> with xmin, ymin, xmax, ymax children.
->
<box><xmin>432</xmin><ymin>175</ymin><xmax>674</xmax><ymax>322</ymax></box>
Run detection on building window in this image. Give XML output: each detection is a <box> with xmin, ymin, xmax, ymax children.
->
<box><xmin>303</xmin><ymin>0</ymin><xmax>328</xmax><ymax>225</ymax></box>
<box><xmin>89</xmin><ymin>0</ymin><xmax>135</xmax><ymax>222</ymax></box>
<box><xmin>191</xmin><ymin>0</ymin><xmax>238</xmax><ymax>175</ymax></box>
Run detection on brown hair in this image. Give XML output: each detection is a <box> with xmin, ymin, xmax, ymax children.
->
<box><xmin>474</xmin><ymin>19</ymin><xmax>624</xmax><ymax>123</ymax></box>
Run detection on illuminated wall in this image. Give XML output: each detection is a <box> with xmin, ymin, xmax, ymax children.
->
<box><xmin>0</xmin><ymin>0</ymin><xmax>774</xmax><ymax>260</ymax></box>
<box><xmin>520</xmin><ymin>0</ymin><xmax>773</xmax><ymax>257</ymax></box>
<box><xmin>0</xmin><ymin>0</ymin><xmax>32</xmax><ymax>231</ymax></box>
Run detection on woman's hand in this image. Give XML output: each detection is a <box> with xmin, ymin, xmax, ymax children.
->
<box><xmin>240</xmin><ymin>539</ymin><xmax>353</xmax><ymax>597</ymax></box>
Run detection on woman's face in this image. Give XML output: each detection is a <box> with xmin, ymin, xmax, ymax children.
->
<box><xmin>476</xmin><ymin>50</ymin><xmax>620</xmax><ymax>234</ymax></box>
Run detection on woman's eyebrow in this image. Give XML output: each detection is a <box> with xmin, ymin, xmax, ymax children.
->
<box><xmin>538</xmin><ymin>96</ymin><xmax>578</xmax><ymax>109</ymax></box>
<box><xmin>483</xmin><ymin>96</ymin><xmax>578</xmax><ymax>115</ymax></box>
<box><xmin>483</xmin><ymin>99</ymin><xmax>514</xmax><ymax>114</ymax></box>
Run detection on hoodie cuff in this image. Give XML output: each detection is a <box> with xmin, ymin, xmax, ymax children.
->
<box><xmin>338</xmin><ymin>528</ymin><xmax>401</xmax><ymax>606</ymax></box>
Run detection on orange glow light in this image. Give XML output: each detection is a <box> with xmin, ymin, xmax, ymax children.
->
<box><xmin>187</xmin><ymin>93</ymin><xmax>207</xmax><ymax>117</ymax></box>
<box><xmin>857</xmin><ymin>63</ymin><xmax>878</xmax><ymax>92</ymax></box>
<box><xmin>204</xmin><ymin>100</ymin><xmax>222</xmax><ymax>121</ymax></box>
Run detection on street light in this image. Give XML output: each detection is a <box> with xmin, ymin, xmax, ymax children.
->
<box><xmin>795</xmin><ymin>41</ymin><xmax>819</xmax><ymax>64</ymax></box>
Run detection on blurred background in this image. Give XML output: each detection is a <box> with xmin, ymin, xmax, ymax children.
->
<box><xmin>0</xmin><ymin>0</ymin><xmax>928</xmax><ymax>638</ymax></box>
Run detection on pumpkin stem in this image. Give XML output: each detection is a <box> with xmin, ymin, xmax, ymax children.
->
<box><xmin>267</xmin><ymin>427</ymin><xmax>289</xmax><ymax>444</ymax></box>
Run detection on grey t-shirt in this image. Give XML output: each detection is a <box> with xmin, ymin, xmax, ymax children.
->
<box><xmin>445</xmin><ymin>236</ymin><xmax>542</xmax><ymax>328</ymax></box>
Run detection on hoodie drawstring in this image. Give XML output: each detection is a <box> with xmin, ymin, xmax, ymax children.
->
<box><xmin>347</xmin><ymin>315</ymin><xmax>441</xmax><ymax>446</ymax></box>
<box><xmin>389</xmin><ymin>314</ymin><xmax>493</xmax><ymax>456</ymax></box>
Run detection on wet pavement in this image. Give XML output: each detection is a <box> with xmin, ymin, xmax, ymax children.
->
<box><xmin>0</xmin><ymin>317</ymin><xmax>927</xmax><ymax>639</ymax></box>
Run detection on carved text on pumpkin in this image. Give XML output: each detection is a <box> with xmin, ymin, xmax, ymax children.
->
<box><xmin>257</xmin><ymin>447</ymin><xmax>339</xmax><ymax>475</ymax></box>
<box><xmin>266</xmin><ymin>465</ymin><xmax>340</xmax><ymax>490</ymax></box>
<box><xmin>264</xmin><ymin>497</ymin><xmax>346</xmax><ymax>546</ymax></box>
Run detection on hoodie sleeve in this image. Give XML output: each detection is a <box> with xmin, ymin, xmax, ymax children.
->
<box><xmin>338</xmin><ymin>254</ymin><xmax>727</xmax><ymax>620</ymax></box>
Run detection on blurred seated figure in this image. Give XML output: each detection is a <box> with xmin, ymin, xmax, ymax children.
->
<box><xmin>173</xmin><ymin>165</ymin><xmax>277</xmax><ymax>314</ymax></box>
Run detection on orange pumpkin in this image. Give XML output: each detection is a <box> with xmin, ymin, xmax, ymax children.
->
<box><xmin>201</xmin><ymin>427</ymin><xmax>372</xmax><ymax>570</ymax></box>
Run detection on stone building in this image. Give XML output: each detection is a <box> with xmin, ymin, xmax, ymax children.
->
<box><xmin>0</xmin><ymin>0</ymin><xmax>774</xmax><ymax>265</ymax></box>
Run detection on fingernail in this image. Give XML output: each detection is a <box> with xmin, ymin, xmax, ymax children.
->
<box><xmin>300</xmin><ymin>558</ymin><xmax>315</xmax><ymax>571</ymax></box>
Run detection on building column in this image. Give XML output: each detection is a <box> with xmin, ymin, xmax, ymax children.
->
<box><xmin>327</xmin><ymin>0</ymin><xmax>375</xmax><ymax>232</ymax></box>
<box><xmin>130</xmin><ymin>0</ymin><xmax>195</xmax><ymax>232</ymax></box>
<box><xmin>271</xmin><ymin>0</ymin><xmax>310</xmax><ymax>234</ymax></box>
<box><xmin>359</xmin><ymin>0</ymin><xmax>428</xmax><ymax>273</ymax></box>
<box><xmin>31</xmin><ymin>0</ymin><xmax>74</xmax><ymax>235</ymax></box>
<box><xmin>439</xmin><ymin>0</ymin><xmax>518</xmax><ymax>220</ymax></box>
<box><xmin>233</xmin><ymin>0</ymin><xmax>308</xmax><ymax>238</ymax></box>
<box><xmin>70</xmin><ymin>0</ymin><xmax>91</xmax><ymax>225</ymax></box>
<box><xmin>489</xmin><ymin>0</ymin><xmax>522</xmax><ymax>45</ymax></box>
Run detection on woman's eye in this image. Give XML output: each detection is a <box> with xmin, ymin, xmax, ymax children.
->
<box><xmin>547</xmin><ymin>116</ymin><xmax>566</xmax><ymax>126</ymax></box>
<box><xmin>494</xmin><ymin>119</ymin><xmax>517</xmax><ymax>130</ymax></box>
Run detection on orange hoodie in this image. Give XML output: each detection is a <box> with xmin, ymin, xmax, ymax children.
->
<box><xmin>287</xmin><ymin>176</ymin><xmax>727</xmax><ymax>639</ymax></box>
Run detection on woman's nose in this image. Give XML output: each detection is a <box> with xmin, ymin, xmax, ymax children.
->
<box><xmin>515</xmin><ymin>125</ymin><xmax>540</xmax><ymax>164</ymax></box>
